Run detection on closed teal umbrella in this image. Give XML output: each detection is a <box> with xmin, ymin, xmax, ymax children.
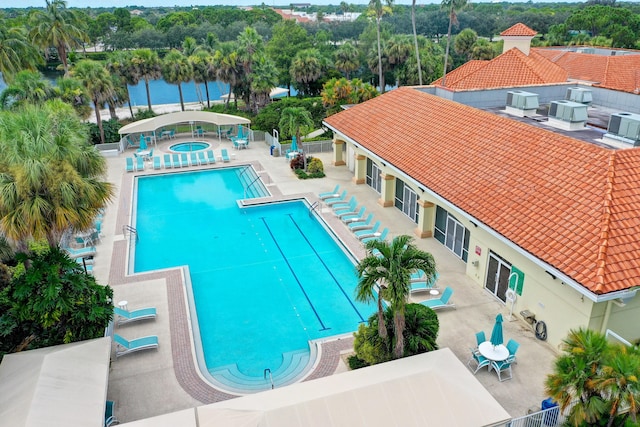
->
<box><xmin>237</xmin><ymin>125</ymin><xmax>244</xmax><ymax>139</ymax></box>
<box><xmin>490</xmin><ymin>313</ymin><xmax>504</xmax><ymax>346</ymax></box>
<box><xmin>139</xmin><ymin>134</ymin><xmax>147</xmax><ymax>150</ymax></box>
<box><xmin>291</xmin><ymin>136</ymin><xmax>298</xmax><ymax>152</ymax></box>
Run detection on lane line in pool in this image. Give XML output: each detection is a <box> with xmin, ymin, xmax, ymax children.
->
<box><xmin>287</xmin><ymin>214</ymin><xmax>366</xmax><ymax>323</ymax></box>
<box><xmin>260</xmin><ymin>217</ymin><xmax>330</xmax><ymax>332</ymax></box>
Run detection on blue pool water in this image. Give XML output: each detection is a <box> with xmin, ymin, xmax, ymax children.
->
<box><xmin>133</xmin><ymin>169</ymin><xmax>375</xmax><ymax>389</ymax></box>
<box><xmin>169</xmin><ymin>142</ymin><xmax>209</xmax><ymax>152</ymax></box>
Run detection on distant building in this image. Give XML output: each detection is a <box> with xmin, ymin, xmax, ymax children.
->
<box><xmin>272</xmin><ymin>8</ymin><xmax>313</xmax><ymax>23</ymax></box>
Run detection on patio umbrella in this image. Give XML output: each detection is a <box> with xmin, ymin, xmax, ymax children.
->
<box><xmin>139</xmin><ymin>134</ymin><xmax>148</xmax><ymax>150</ymax></box>
<box><xmin>490</xmin><ymin>313</ymin><xmax>504</xmax><ymax>346</ymax></box>
<box><xmin>237</xmin><ymin>125</ymin><xmax>245</xmax><ymax>139</ymax></box>
<box><xmin>291</xmin><ymin>135</ymin><xmax>298</xmax><ymax>152</ymax></box>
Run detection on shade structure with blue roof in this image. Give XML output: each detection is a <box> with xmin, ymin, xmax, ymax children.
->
<box><xmin>490</xmin><ymin>313</ymin><xmax>504</xmax><ymax>346</ymax></box>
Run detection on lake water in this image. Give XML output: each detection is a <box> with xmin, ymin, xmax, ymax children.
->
<box><xmin>0</xmin><ymin>72</ymin><xmax>292</xmax><ymax>107</ymax></box>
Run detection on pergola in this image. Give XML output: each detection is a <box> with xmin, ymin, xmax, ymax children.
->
<box><xmin>118</xmin><ymin>111</ymin><xmax>251</xmax><ymax>144</ymax></box>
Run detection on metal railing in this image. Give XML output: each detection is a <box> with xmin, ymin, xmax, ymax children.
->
<box><xmin>509</xmin><ymin>406</ymin><xmax>564</xmax><ymax>427</ymax></box>
<box><xmin>264</xmin><ymin>368</ymin><xmax>274</xmax><ymax>390</ymax></box>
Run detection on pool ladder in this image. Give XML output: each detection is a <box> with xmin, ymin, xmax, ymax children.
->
<box><xmin>122</xmin><ymin>225</ymin><xmax>138</xmax><ymax>242</ymax></box>
<box><xmin>309</xmin><ymin>201</ymin><xmax>319</xmax><ymax>217</ymax></box>
<box><xmin>244</xmin><ymin>176</ymin><xmax>262</xmax><ymax>199</ymax></box>
<box><xmin>264</xmin><ymin>368</ymin><xmax>274</xmax><ymax>389</ymax></box>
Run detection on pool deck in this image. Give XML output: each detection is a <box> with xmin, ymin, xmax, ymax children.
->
<box><xmin>96</xmin><ymin>133</ymin><xmax>558</xmax><ymax>423</ymax></box>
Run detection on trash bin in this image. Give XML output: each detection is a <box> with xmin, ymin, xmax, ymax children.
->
<box><xmin>270</xmin><ymin>145</ymin><xmax>275</xmax><ymax>156</ymax></box>
<box><xmin>541</xmin><ymin>398</ymin><xmax>559</xmax><ymax>426</ymax></box>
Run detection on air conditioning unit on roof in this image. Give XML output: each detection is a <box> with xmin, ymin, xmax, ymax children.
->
<box><xmin>547</xmin><ymin>100</ymin><xmax>588</xmax><ymax>131</ymax></box>
<box><xmin>566</xmin><ymin>87</ymin><xmax>592</xmax><ymax>105</ymax></box>
<box><xmin>505</xmin><ymin>90</ymin><xmax>539</xmax><ymax>117</ymax></box>
<box><xmin>603</xmin><ymin>112</ymin><xmax>640</xmax><ymax>147</ymax></box>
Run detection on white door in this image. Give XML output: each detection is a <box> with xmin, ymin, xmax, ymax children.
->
<box><xmin>347</xmin><ymin>145</ymin><xmax>354</xmax><ymax>171</ymax></box>
<box><xmin>370</xmin><ymin>163</ymin><xmax>382</xmax><ymax>194</ymax></box>
<box><xmin>402</xmin><ymin>186</ymin><xmax>418</xmax><ymax>222</ymax></box>
<box><xmin>445</xmin><ymin>216</ymin><xmax>465</xmax><ymax>258</ymax></box>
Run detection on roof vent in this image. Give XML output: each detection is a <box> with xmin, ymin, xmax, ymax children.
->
<box><xmin>547</xmin><ymin>100</ymin><xmax>588</xmax><ymax>131</ymax></box>
<box><xmin>603</xmin><ymin>112</ymin><xmax>640</xmax><ymax>146</ymax></box>
<box><xmin>505</xmin><ymin>90</ymin><xmax>539</xmax><ymax>117</ymax></box>
<box><xmin>566</xmin><ymin>87</ymin><xmax>592</xmax><ymax>105</ymax></box>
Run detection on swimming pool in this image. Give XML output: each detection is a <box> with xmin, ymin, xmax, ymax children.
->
<box><xmin>169</xmin><ymin>141</ymin><xmax>210</xmax><ymax>152</ymax></box>
<box><xmin>133</xmin><ymin>168</ymin><xmax>375</xmax><ymax>393</ymax></box>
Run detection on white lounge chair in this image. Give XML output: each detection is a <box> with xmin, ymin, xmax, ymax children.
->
<box><xmin>114</xmin><ymin>306</ymin><xmax>157</xmax><ymax>325</ymax></box>
<box><xmin>114</xmin><ymin>334</ymin><xmax>159</xmax><ymax>358</ymax></box>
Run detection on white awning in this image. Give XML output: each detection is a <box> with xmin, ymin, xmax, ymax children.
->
<box><xmin>126</xmin><ymin>348</ymin><xmax>511</xmax><ymax>427</ymax></box>
<box><xmin>0</xmin><ymin>337</ymin><xmax>112</xmax><ymax>427</ymax></box>
<box><xmin>220</xmin><ymin>87</ymin><xmax>289</xmax><ymax>101</ymax></box>
<box><xmin>118</xmin><ymin>111</ymin><xmax>251</xmax><ymax>135</ymax></box>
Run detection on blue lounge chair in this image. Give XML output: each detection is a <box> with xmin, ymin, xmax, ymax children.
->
<box><xmin>324</xmin><ymin>190</ymin><xmax>348</xmax><ymax>206</ymax></box>
<box><xmin>198</xmin><ymin>151</ymin><xmax>207</xmax><ymax>165</ymax></box>
<box><xmin>354</xmin><ymin>221</ymin><xmax>380</xmax><ymax>239</ymax></box>
<box><xmin>410</xmin><ymin>272</ymin><xmax>440</xmax><ymax>294</ymax></box>
<box><xmin>190</xmin><ymin>152</ymin><xmax>199</xmax><ymax>166</ymax></box>
<box><xmin>125</xmin><ymin>157</ymin><xmax>134</xmax><ymax>172</ymax></box>
<box><xmin>114</xmin><ymin>334</ymin><xmax>159</xmax><ymax>358</ymax></box>
<box><xmin>180</xmin><ymin>153</ymin><xmax>189</xmax><ymax>167</ymax></box>
<box><xmin>114</xmin><ymin>306</ymin><xmax>157</xmax><ymax>325</ymax></box>
<box><xmin>105</xmin><ymin>400</ymin><xmax>118</xmax><ymax>427</ymax></box>
<box><xmin>172</xmin><ymin>154</ymin><xmax>181</xmax><ymax>168</ymax></box>
<box><xmin>153</xmin><ymin>156</ymin><xmax>161</xmax><ymax>170</ymax></box>
<box><xmin>75</xmin><ymin>257</ymin><xmax>93</xmax><ymax>274</ymax></box>
<box><xmin>341</xmin><ymin>207</ymin><xmax>366</xmax><ymax>223</ymax></box>
<box><xmin>348</xmin><ymin>214</ymin><xmax>374</xmax><ymax>231</ymax></box>
<box><xmin>331</xmin><ymin>196</ymin><xmax>357</xmax><ymax>213</ymax></box>
<box><xmin>221</xmin><ymin>149</ymin><xmax>230</xmax><ymax>162</ymax></box>
<box><xmin>135</xmin><ymin>156</ymin><xmax>145</xmax><ymax>171</ymax></box>
<box><xmin>64</xmin><ymin>246</ymin><xmax>97</xmax><ymax>259</ymax></box>
<box><xmin>319</xmin><ymin>185</ymin><xmax>341</xmax><ymax>200</ymax></box>
<box><xmin>206</xmin><ymin>150</ymin><xmax>216</xmax><ymax>164</ymax></box>
<box><xmin>418</xmin><ymin>286</ymin><xmax>455</xmax><ymax>310</ymax></box>
<box><xmin>163</xmin><ymin>154</ymin><xmax>172</xmax><ymax>169</ymax></box>
<box><xmin>124</xmin><ymin>135</ymin><xmax>138</xmax><ymax>149</ymax></box>
<box><xmin>361</xmin><ymin>228</ymin><xmax>389</xmax><ymax>244</ymax></box>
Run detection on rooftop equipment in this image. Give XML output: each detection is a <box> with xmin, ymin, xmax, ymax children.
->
<box><xmin>566</xmin><ymin>87</ymin><xmax>592</xmax><ymax>105</ymax></box>
<box><xmin>547</xmin><ymin>100</ymin><xmax>588</xmax><ymax>131</ymax></box>
<box><xmin>505</xmin><ymin>90</ymin><xmax>539</xmax><ymax>117</ymax></box>
<box><xmin>603</xmin><ymin>112</ymin><xmax>640</xmax><ymax>147</ymax></box>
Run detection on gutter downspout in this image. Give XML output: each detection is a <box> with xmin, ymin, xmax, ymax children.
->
<box><xmin>600</xmin><ymin>300</ymin><xmax>613</xmax><ymax>334</ymax></box>
<box><xmin>324</xmin><ymin>124</ymin><xmax>639</xmax><ymax>304</ymax></box>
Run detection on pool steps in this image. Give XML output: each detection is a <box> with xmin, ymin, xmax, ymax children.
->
<box><xmin>235</xmin><ymin>167</ymin><xmax>269</xmax><ymax>199</ymax></box>
<box><xmin>209</xmin><ymin>348</ymin><xmax>314</xmax><ymax>393</ymax></box>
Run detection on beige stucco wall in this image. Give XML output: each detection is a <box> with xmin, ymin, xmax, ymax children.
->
<box><xmin>335</xmin><ymin>137</ymin><xmax>640</xmax><ymax>350</ymax></box>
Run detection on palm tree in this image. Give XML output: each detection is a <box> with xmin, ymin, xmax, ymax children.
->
<box><xmin>334</xmin><ymin>42</ymin><xmax>360</xmax><ymax>79</ymax></box>
<box><xmin>411</xmin><ymin>0</ymin><xmax>423</xmax><ymax>85</ymax></box>
<box><xmin>189</xmin><ymin>50</ymin><xmax>217</xmax><ymax>109</ymax></box>
<box><xmin>545</xmin><ymin>328</ymin><xmax>610</xmax><ymax>426</ymax></box>
<box><xmin>162</xmin><ymin>50</ymin><xmax>193</xmax><ymax>112</ymax></box>
<box><xmin>441</xmin><ymin>0</ymin><xmax>469</xmax><ymax>87</ymax></box>
<box><xmin>71</xmin><ymin>60</ymin><xmax>114</xmax><ymax>144</ymax></box>
<box><xmin>213</xmin><ymin>43</ymin><xmax>241</xmax><ymax>108</ymax></box>
<box><xmin>278</xmin><ymin>107</ymin><xmax>314</xmax><ymax>144</ymax></box>
<box><xmin>250</xmin><ymin>52</ymin><xmax>278</xmax><ymax>113</ymax></box>
<box><xmin>0</xmin><ymin>17</ymin><xmax>42</xmax><ymax>84</ymax></box>
<box><xmin>0</xmin><ymin>70</ymin><xmax>54</xmax><ymax>109</ymax></box>
<box><xmin>130</xmin><ymin>49</ymin><xmax>161</xmax><ymax>112</ymax></box>
<box><xmin>290</xmin><ymin>48</ymin><xmax>325</xmax><ymax>96</ymax></box>
<box><xmin>237</xmin><ymin>27</ymin><xmax>265</xmax><ymax>106</ymax></box>
<box><xmin>54</xmin><ymin>76</ymin><xmax>91</xmax><ymax>119</ymax></box>
<box><xmin>385</xmin><ymin>34</ymin><xmax>413</xmax><ymax>85</ymax></box>
<box><xmin>29</xmin><ymin>0</ymin><xmax>88</xmax><ymax>74</ymax></box>
<box><xmin>356</xmin><ymin>235</ymin><xmax>436</xmax><ymax>359</ymax></box>
<box><xmin>106</xmin><ymin>51</ymin><xmax>139</xmax><ymax>118</ymax></box>
<box><xmin>368</xmin><ymin>0</ymin><xmax>394</xmax><ymax>93</ymax></box>
<box><xmin>0</xmin><ymin>100</ymin><xmax>114</xmax><ymax>248</ymax></box>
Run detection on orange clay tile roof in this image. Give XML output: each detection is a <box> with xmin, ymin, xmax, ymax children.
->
<box><xmin>533</xmin><ymin>48</ymin><xmax>640</xmax><ymax>94</ymax></box>
<box><xmin>324</xmin><ymin>87</ymin><xmax>640</xmax><ymax>295</ymax></box>
<box><xmin>501</xmin><ymin>23</ymin><xmax>537</xmax><ymax>37</ymax></box>
<box><xmin>432</xmin><ymin>48</ymin><xmax>567</xmax><ymax>90</ymax></box>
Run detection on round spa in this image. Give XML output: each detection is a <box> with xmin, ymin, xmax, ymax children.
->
<box><xmin>169</xmin><ymin>142</ymin><xmax>210</xmax><ymax>152</ymax></box>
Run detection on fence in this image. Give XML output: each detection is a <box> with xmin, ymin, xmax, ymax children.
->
<box><xmin>508</xmin><ymin>405</ymin><xmax>565</xmax><ymax>427</ymax></box>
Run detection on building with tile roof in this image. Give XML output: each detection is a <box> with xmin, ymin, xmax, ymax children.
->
<box><xmin>323</xmin><ymin>62</ymin><xmax>640</xmax><ymax>348</ymax></box>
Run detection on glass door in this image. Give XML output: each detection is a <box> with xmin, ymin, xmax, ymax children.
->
<box><xmin>485</xmin><ymin>252</ymin><xmax>511</xmax><ymax>303</ymax></box>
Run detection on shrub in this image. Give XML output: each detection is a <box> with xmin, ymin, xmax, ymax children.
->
<box><xmin>348</xmin><ymin>354</ymin><xmax>369</xmax><ymax>370</ymax></box>
<box><xmin>353</xmin><ymin>304</ymin><xmax>439</xmax><ymax>365</ymax></box>
<box><xmin>133</xmin><ymin>109</ymin><xmax>157</xmax><ymax>120</ymax></box>
<box><xmin>307</xmin><ymin>157</ymin><xmax>324</xmax><ymax>174</ymax></box>
<box><xmin>86</xmin><ymin>118</ymin><xmax>122</xmax><ymax>145</ymax></box>
<box><xmin>253</xmin><ymin>97</ymin><xmax>327</xmax><ymax>132</ymax></box>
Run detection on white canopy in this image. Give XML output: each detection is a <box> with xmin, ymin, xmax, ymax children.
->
<box><xmin>120</xmin><ymin>348</ymin><xmax>511</xmax><ymax>427</ymax></box>
<box><xmin>118</xmin><ymin>111</ymin><xmax>251</xmax><ymax>135</ymax></box>
<box><xmin>0</xmin><ymin>337</ymin><xmax>111</xmax><ymax>427</ymax></box>
<box><xmin>220</xmin><ymin>87</ymin><xmax>289</xmax><ymax>101</ymax></box>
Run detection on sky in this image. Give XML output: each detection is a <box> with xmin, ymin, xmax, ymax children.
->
<box><xmin>10</xmin><ymin>0</ymin><xmax>550</xmax><ymax>9</ymax></box>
